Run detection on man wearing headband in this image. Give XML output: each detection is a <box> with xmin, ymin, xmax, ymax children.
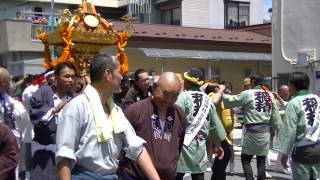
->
<box><xmin>22</xmin><ymin>73</ymin><xmax>47</xmax><ymax>111</ymax></box>
<box><xmin>175</xmin><ymin>68</ymin><xmax>226</xmax><ymax>180</ymax></box>
<box><xmin>44</xmin><ymin>69</ymin><xmax>55</xmax><ymax>86</ymax></box>
<box><xmin>222</xmin><ymin>73</ymin><xmax>281</xmax><ymax>180</ymax></box>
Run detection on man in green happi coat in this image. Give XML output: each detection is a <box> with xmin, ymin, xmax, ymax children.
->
<box><xmin>278</xmin><ymin>72</ymin><xmax>320</xmax><ymax>180</ymax></box>
<box><xmin>222</xmin><ymin>73</ymin><xmax>281</xmax><ymax>180</ymax></box>
<box><xmin>175</xmin><ymin>68</ymin><xmax>226</xmax><ymax>180</ymax></box>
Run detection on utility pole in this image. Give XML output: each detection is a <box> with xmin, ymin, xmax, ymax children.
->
<box><xmin>51</xmin><ymin>0</ymin><xmax>55</xmax><ymax>59</ymax></box>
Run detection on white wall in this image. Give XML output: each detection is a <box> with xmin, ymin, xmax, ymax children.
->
<box><xmin>272</xmin><ymin>0</ymin><xmax>320</xmax><ymax>93</ymax></box>
<box><xmin>208</xmin><ymin>0</ymin><xmax>224</xmax><ymax>29</ymax></box>
<box><xmin>182</xmin><ymin>0</ymin><xmax>263</xmax><ymax>29</ymax></box>
<box><xmin>249</xmin><ymin>0</ymin><xmax>263</xmax><ymax>25</ymax></box>
<box><xmin>182</xmin><ymin>0</ymin><xmax>209</xmax><ymax>28</ymax></box>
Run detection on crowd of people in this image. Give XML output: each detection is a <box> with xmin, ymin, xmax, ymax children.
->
<box><xmin>1</xmin><ymin>53</ymin><xmax>320</xmax><ymax>180</ymax></box>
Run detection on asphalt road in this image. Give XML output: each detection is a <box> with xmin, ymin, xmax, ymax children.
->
<box><xmin>184</xmin><ymin>127</ymin><xmax>291</xmax><ymax>180</ymax></box>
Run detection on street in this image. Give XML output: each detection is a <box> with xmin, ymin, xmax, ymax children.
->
<box><xmin>185</xmin><ymin>127</ymin><xmax>291</xmax><ymax>180</ymax></box>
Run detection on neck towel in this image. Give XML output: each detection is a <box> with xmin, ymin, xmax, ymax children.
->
<box><xmin>83</xmin><ymin>84</ymin><xmax>126</xmax><ymax>142</ymax></box>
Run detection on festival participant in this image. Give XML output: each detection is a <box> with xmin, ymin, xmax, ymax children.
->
<box><xmin>123</xmin><ymin>68</ymin><xmax>152</xmax><ymax>109</ymax></box>
<box><xmin>278</xmin><ymin>72</ymin><xmax>320</xmax><ymax>180</ymax></box>
<box><xmin>0</xmin><ymin>122</ymin><xmax>20</xmax><ymax>180</ymax></box>
<box><xmin>273</xmin><ymin>84</ymin><xmax>291</xmax><ymax>174</ymax></box>
<box><xmin>56</xmin><ymin>53</ymin><xmax>160</xmax><ymax>180</ymax></box>
<box><xmin>113</xmin><ymin>74</ymin><xmax>130</xmax><ymax>109</ymax></box>
<box><xmin>44</xmin><ymin>69</ymin><xmax>55</xmax><ymax>87</ymax></box>
<box><xmin>29</xmin><ymin>62</ymin><xmax>77</xmax><ymax>179</ymax></box>
<box><xmin>22</xmin><ymin>74</ymin><xmax>45</xmax><ymax>111</ymax></box>
<box><xmin>222</xmin><ymin>73</ymin><xmax>281</xmax><ymax>180</ymax></box>
<box><xmin>121</xmin><ymin>72</ymin><xmax>187</xmax><ymax>180</ymax></box>
<box><xmin>0</xmin><ymin>67</ymin><xmax>33</xmax><ymax>179</ymax></box>
<box><xmin>175</xmin><ymin>68</ymin><xmax>226</xmax><ymax>180</ymax></box>
<box><xmin>208</xmin><ymin>81</ymin><xmax>236</xmax><ymax>180</ymax></box>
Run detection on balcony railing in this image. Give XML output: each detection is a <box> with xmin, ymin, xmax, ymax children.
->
<box><xmin>17</xmin><ymin>11</ymin><xmax>58</xmax><ymax>40</ymax></box>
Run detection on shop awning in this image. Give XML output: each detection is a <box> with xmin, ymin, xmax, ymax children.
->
<box><xmin>140</xmin><ymin>48</ymin><xmax>271</xmax><ymax>61</ymax></box>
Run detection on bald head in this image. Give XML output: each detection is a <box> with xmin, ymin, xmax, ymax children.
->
<box><xmin>278</xmin><ymin>84</ymin><xmax>290</xmax><ymax>101</ymax></box>
<box><xmin>153</xmin><ymin>72</ymin><xmax>181</xmax><ymax>110</ymax></box>
<box><xmin>0</xmin><ymin>67</ymin><xmax>11</xmax><ymax>93</ymax></box>
<box><xmin>157</xmin><ymin>72</ymin><xmax>181</xmax><ymax>91</ymax></box>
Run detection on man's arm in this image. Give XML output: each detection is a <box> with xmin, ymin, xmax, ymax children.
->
<box><xmin>270</xmin><ymin>97</ymin><xmax>282</xmax><ymax>134</ymax></box>
<box><xmin>136</xmin><ymin>147</ymin><xmax>161</xmax><ymax>180</ymax></box>
<box><xmin>278</xmin><ymin>102</ymin><xmax>298</xmax><ymax>155</ymax></box>
<box><xmin>223</xmin><ymin>91</ymin><xmax>246</xmax><ymax>109</ymax></box>
<box><xmin>209</xmin><ymin>84</ymin><xmax>225</xmax><ymax>105</ymax></box>
<box><xmin>57</xmin><ymin>159</ymin><xmax>72</xmax><ymax>180</ymax></box>
<box><xmin>56</xmin><ymin>101</ymin><xmax>81</xmax><ymax>180</ymax></box>
<box><xmin>278</xmin><ymin>102</ymin><xmax>298</xmax><ymax>169</ymax></box>
<box><xmin>0</xmin><ymin>123</ymin><xmax>20</xmax><ymax>178</ymax></box>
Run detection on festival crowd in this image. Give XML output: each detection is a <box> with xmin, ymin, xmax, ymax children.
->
<box><xmin>0</xmin><ymin>53</ymin><xmax>319</xmax><ymax>180</ymax></box>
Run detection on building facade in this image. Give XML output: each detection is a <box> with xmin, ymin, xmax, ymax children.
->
<box><xmin>0</xmin><ymin>0</ymin><xmax>270</xmax><ymax>93</ymax></box>
<box><xmin>272</xmin><ymin>0</ymin><xmax>320</xmax><ymax>93</ymax></box>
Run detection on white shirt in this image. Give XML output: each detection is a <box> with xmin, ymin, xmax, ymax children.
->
<box><xmin>0</xmin><ymin>94</ymin><xmax>33</xmax><ymax>143</ymax></box>
<box><xmin>56</xmin><ymin>94</ymin><xmax>145</xmax><ymax>176</ymax></box>
<box><xmin>41</xmin><ymin>94</ymin><xmax>65</xmax><ymax>123</ymax></box>
<box><xmin>22</xmin><ymin>84</ymin><xmax>39</xmax><ymax>111</ymax></box>
<box><xmin>31</xmin><ymin>93</ymin><xmax>66</xmax><ymax>155</ymax></box>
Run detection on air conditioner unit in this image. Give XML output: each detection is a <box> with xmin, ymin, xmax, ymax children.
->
<box><xmin>294</xmin><ymin>49</ymin><xmax>316</xmax><ymax>68</ymax></box>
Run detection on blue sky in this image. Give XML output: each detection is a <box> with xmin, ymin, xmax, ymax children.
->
<box><xmin>263</xmin><ymin>0</ymin><xmax>272</xmax><ymax>20</ymax></box>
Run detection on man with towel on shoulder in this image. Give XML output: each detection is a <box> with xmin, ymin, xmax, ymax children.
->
<box><xmin>56</xmin><ymin>53</ymin><xmax>161</xmax><ymax>180</ymax></box>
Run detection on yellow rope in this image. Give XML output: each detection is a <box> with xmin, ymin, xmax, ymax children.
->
<box><xmin>183</xmin><ymin>72</ymin><xmax>204</xmax><ymax>86</ymax></box>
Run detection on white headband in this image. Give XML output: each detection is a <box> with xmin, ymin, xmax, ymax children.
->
<box><xmin>44</xmin><ymin>70</ymin><xmax>54</xmax><ymax>78</ymax></box>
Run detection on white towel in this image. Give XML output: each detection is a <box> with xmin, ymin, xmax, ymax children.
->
<box><xmin>83</xmin><ymin>84</ymin><xmax>126</xmax><ymax>142</ymax></box>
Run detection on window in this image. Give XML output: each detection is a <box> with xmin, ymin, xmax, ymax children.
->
<box><xmin>211</xmin><ymin>67</ymin><xmax>220</xmax><ymax>82</ymax></box>
<box><xmin>161</xmin><ymin>7</ymin><xmax>180</xmax><ymax>25</ymax></box>
<box><xmin>33</xmin><ymin>7</ymin><xmax>43</xmax><ymax>13</ymax></box>
<box><xmin>225</xmin><ymin>1</ymin><xmax>249</xmax><ymax>28</ymax></box>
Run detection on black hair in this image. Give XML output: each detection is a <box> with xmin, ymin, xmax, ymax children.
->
<box><xmin>186</xmin><ymin>68</ymin><xmax>204</xmax><ymax>81</ymax></box>
<box><xmin>89</xmin><ymin>53</ymin><xmax>117</xmax><ymax>83</ymax></box>
<box><xmin>220</xmin><ymin>81</ymin><xmax>233</xmax><ymax>91</ymax></box>
<box><xmin>121</xmin><ymin>74</ymin><xmax>129</xmax><ymax>83</ymax></box>
<box><xmin>54</xmin><ymin>61</ymin><xmax>76</xmax><ymax>76</ymax></box>
<box><xmin>249</xmin><ymin>73</ymin><xmax>264</xmax><ymax>86</ymax></box>
<box><xmin>133</xmin><ymin>68</ymin><xmax>147</xmax><ymax>81</ymax></box>
<box><xmin>205</xmin><ymin>84</ymin><xmax>218</xmax><ymax>95</ymax></box>
<box><xmin>288</xmin><ymin>72</ymin><xmax>309</xmax><ymax>91</ymax></box>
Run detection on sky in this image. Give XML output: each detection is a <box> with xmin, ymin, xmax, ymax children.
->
<box><xmin>263</xmin><ymin>0</ymin><xmax>272</xmax><ymax>20</ymax></box>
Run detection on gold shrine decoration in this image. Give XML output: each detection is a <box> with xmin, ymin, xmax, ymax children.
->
<box><xmin>39</xmin><ymin>18</ymin><xmax>75</xmax><ymax>69</ymax></box>
<box><xmin>39</xmin><ymin>0</ymin><xmax>133</xmax><ymax>74</ymax></box>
